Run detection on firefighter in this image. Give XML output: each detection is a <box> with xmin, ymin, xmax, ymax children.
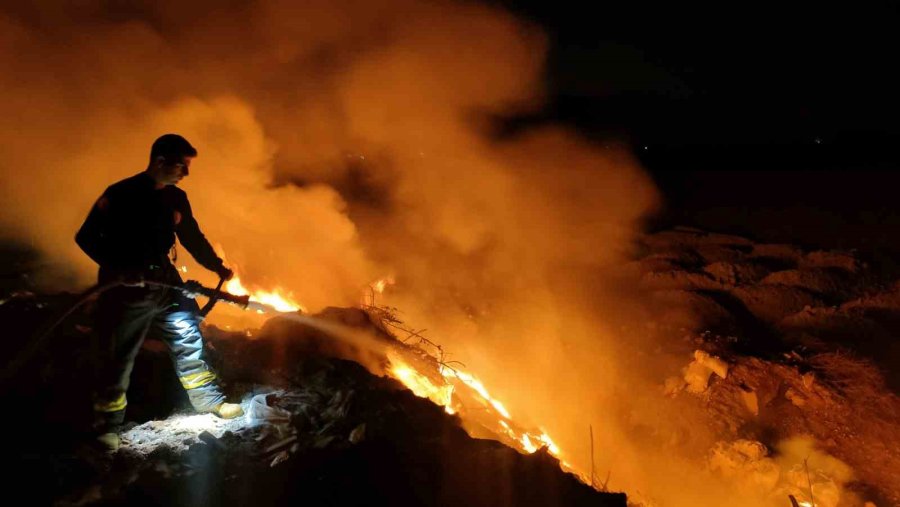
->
<box><xmin>76</xmin><ymin>134</ymin><xmax>243</xmax><ymax>451</ymax></box>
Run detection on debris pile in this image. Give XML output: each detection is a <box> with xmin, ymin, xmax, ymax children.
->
<box><xmin>0</xmin><ymin>292</ymin><xmax>625</xmax><ymax>507</ymax></box>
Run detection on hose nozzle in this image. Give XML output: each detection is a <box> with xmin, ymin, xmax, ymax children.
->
<box><xmin>181</xmin><ymin>280</ymin><xmax>250</xmax><ymax>309</ymax></box>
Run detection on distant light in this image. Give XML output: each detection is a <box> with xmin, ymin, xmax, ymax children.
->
<box><xmin>642</xmin><ymin>145</ymin><xmax>649</xmax><ymax>150</ymax></box>
<box><xmin>814</xmin><ymin>137</ymin><xmax>822</xmax><ymax>144</ymax></box>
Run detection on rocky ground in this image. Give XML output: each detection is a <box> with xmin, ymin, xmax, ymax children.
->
<box><xmin>633</xmin><ymin>227</ymin><xmax>900</xmax><ymax>506</ymax></box>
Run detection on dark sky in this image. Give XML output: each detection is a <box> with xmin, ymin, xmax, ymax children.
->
<box><xmin>501</xmin><ymin>2</ymin><xmax>900</xmax><ymax>260</ymax></box>
<box><xmin>506</xmin><ymin>2</ymin><xmax>899</xmax><ymax>148</ymax></box>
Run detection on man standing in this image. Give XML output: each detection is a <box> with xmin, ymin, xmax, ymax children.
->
<box><xmin>76</xmin><ymin>134</ymin><xmax>243</xmax><ymax>451</ymax></box>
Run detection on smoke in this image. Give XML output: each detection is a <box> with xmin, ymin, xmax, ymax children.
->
<box><xmin>0</xmin><ymin>1</ymin><xmax>786</xmax><ymax>505</ymax></box>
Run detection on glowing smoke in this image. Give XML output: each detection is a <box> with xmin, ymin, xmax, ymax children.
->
<box><xmin>0</xmin><ymin>2</ymin><xmax>790</xmax><ymax>506</ymax></box>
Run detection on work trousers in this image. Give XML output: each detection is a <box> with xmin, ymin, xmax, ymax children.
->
<box><xmin>92</xmin><ymin>279</ymin><xmax>224</xmax><ymax>429</ymax></box>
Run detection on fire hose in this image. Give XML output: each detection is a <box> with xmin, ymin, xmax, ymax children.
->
<box><xmin>2</xmin><ymin>277</ymin><xmax>276</xmax><ymax>384</ymax></box>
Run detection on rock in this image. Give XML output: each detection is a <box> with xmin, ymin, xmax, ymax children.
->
<box><xmin>708</xmin><ymin>440</ymin><xmax>781</xmax><ymax>491</ymax></box>
<box><xmin>695</xmin><ymin>350</ymin><xmax>729</xmax><ymax>379</ymax></box>
<box><xmin>785</xmin><ymin>388</ymin><xmax>806</xmax><ymax>408</ymax></box>
<box><xmin>633</xmin><ymin>255</ymin><xmax>691</xmax><ymax>274</ymax></box>
<box><xmin>648</xmin><ymin>290</ymin><xmax>737</xmax><ymax>333</ymax></box>
<box><xmin>740</xmin><ymin>388</ymin><xmax>759</xmax><ymax>416</ymax></box>
<box><xmin>663</xmin><ymin>376</ymin><xmax>686</xmax><ymax>396</ymax></box>
<box><xmin>704</xmin><ymin>261</ymin><xmax>771</xmax><ymax>286</ymax></box>
<box><xmin>682</xmin><ymin>351</ymin><xmax>728</xmax><ymax>394</ymax></box>
<box><xmin>730</xmin><ymin>285</ymin><xmax>822</xmax><ymax>324</ymax></box>
<box><xmin>269</xmin><ymin>450</ymin><xmax>290</xmax><ymax>467</ymax></box>
<box><xmin>313</xmin><ymin>435</ymin><xmax>337</xmax><ymax>449</ymax></box>
<box><xmin>639</xmin><ymin>270</ymin><xmax>723</xmax><ymax>291</ymax></box>
<box><xmin>198</xmin><ymin>431</ymin><xmax>225</xmax><ymax>451</ymax></box>
<box><xmin>783</xmin><ymin>465</ymin><xmax>842</xmax><ymax>507</ymax></box>
<box><xmin>641</xmin><ymin>229</ymin><xmax>753</xmax><ymax>253</ymax></box>
<box><xmin>693</xmin><ymin>243</ymin><xmax>751</xmax><ymax>264</ymax></box>
<box><xmin>349</xmin><ymin>423</ymin><xmax>366</xmax><ymax>444</ymax></box>
<box><xmin>263</xmin><ymin>435</ymin><xmax>298</xmax><ymax>454</ymax></box>
<box><xmin>761</xmin><ymin>268</ymin><xmax>856</xmax><ymax>301</ymax></box>
<box><xmin>802</xmin><ymin>250</ymin><xmax>863</xmax><ymax>273</ymax></box>
<box><xmin>802</xmin><ymin>372</ymin><xmax>815</xmax><ymax>390</ymax></box>
<box><xmin>750</xmin><ymin>243</ymin><xmax>805</xmax><ymax>266</ymax></box>
<box><xmin>684</xmin><ymin>360</ymin><xmax>714</xmax><ymax>394</ymax></box>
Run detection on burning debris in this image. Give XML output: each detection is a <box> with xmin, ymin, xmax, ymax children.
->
<box><xmin>0</xmin><ymin>283</ymin><xmax>625</xmax><ymax>506</ymax></box>
<box><xmin>204</xmin><ymin>268</ymin><xmax>577</xmax><ymax>472</ymax></box>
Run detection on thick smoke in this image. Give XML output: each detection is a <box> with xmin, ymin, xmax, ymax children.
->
<box><xmin>0</xmin><ymin>1</ymin><xmax>800</xmax><ymax>505</ymax></box>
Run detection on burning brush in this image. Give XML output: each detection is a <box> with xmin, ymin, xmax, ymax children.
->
<box><xmin>378</xmin><ymin>317</ymin><xmax>571</xmax><ymax>473</ymax></box>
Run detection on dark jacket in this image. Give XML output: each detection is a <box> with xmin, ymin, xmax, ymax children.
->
<box><xmin>76</xmin><ymin>172</ymin><xmax>224</xmax><ymax>282</ymax></box>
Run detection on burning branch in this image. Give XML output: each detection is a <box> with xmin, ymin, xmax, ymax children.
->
<box><xmin>590</xmin><ymin>425</ymin><xmax>596</xmax><ymax>489</ymax></box>
<box><xmin>362</xmin><ymin>303</ymin><xmax>575</xmax><ymax>480</ymax></box>
<box><xmin>804</xmin><ymin>457</ymin><xmax>816</xmax><ymax>507</ymax></box>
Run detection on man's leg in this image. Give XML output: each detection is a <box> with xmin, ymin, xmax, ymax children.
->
<box><xmin>153</xmin><ymin>297</ymin><xmax>228</xmax><ymax>413</ymax></box>
<box><xmin>92</xmin><ymin>291</ymin><xmax>156</xmax><ymax>435</ymax></box>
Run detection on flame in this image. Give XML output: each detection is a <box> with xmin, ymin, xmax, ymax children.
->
<box><xmin>490</xmin><ymin>399</ymin><xmax>511</xmax><ymax>419</ymax></box>
<box><xmin>364</xmin><ymin>275</ymin><xmax>396</xmax><ymax>306</ymax></box>
<box><xmin>387</xmin><ymin>352</ymin><xmax>567</xmax><ymax>465</ymax></box>
<box><xmin>389</xmin><ymin>360</ymin><xmax>455</xmax><ymax>411</ymax></box>
<box><xmin>213</xmin><ymin>247</ymin><xmax>305</xmax><ymax>313</ymax></box>
<box><xmin>538</xmin><ymin>432</ymin><xmax>561</xmax><ymax>456</ymax></box>
<box><xmin>216</xmin><ymin>249</ymin><xmax>568</xmax><ymax>475</ymax></box>
<box><xmin>521</xmin><ymin>434</ymin><xmax>538</xmax><ymax>453</ymax></box>
<box><xmin>225</xmin><ymin>275</ymin><xmax>306</xmax><ymax>313</ymax></box>
<box><xmin>372</xmin><ymin>276</ymin><xmax>395</xmax><ymax>294</ymax></box>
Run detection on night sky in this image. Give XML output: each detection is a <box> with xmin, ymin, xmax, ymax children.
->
<box><xmin>502</xmin><ymin>2</ymin><xmax>900</xmax><ymax>262</ymax></box>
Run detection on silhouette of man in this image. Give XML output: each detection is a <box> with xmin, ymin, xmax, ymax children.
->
<box><xmin>76</xmin><ymin>134</ymin><xmax>243</xmax><ymax>451</ymax></box>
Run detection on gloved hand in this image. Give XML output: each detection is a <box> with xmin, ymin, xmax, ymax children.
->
<box><xmin>216</xmin><ymin>266</ymin><xmax>234</xmax><ymax>281</ymax></box>
<box><xmin>181</xmin><ymin>280</ymin><xmax>203</xmax><ymax>298</ymax></box>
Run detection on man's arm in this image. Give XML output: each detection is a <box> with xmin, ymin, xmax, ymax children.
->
<box><xmin>176</xmin><ymin>198</ymin><xmax>231</xmax><ymax>278</ymax></box>
<box><xmin>75</xmin><ymin>194</ymin><xmax>113</xmax><ymax>266</ymax></box>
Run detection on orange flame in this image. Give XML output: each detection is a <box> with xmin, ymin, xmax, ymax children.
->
<box><xmin>213</xmin><ymin>246</ymin><xmax>305</xmax><ymax>313</ymax></box>
<box><xmin>389</xmin><ymin>359</ymin><xmax>455</xmax><ymax>413</ymax></box>
<box><xmin>363</xmin><ymin>275</ymin><xmax>396</xmax><ymax>306</ymax></box>
<box><xmin>216</xmin><ymin>250</ymin><xmax>570</xmax><ymax>476</ymax></box>
<box><xmin>225</xmin><ymin>275</ymin><xmax>306</xmax><ymax>313</ymax></box>
<box><xmin>386</xmin><ymin>352</ymin><xmax>567</xmax><ymax>465</ymax></box>
<box><xmin>372</xmin><ymin>276</ymin><xmax>395</xmax><ymax>294</ymax></box>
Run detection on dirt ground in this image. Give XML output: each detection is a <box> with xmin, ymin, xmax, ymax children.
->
<box><xmin>636</xmin><ymin>227</ymin><xmax>900</xmax><ymax>506</ymax></box>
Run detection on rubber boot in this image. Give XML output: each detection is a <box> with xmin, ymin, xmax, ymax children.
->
<box><xmin>214</xmin><ymin>402</ymin><xmax>244</xmax><ymax>419</ymax></box>
<box><xmin>96</xmin><ymin>432</ymin><xmax>120</xmax><ymax>453</ymax></box>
